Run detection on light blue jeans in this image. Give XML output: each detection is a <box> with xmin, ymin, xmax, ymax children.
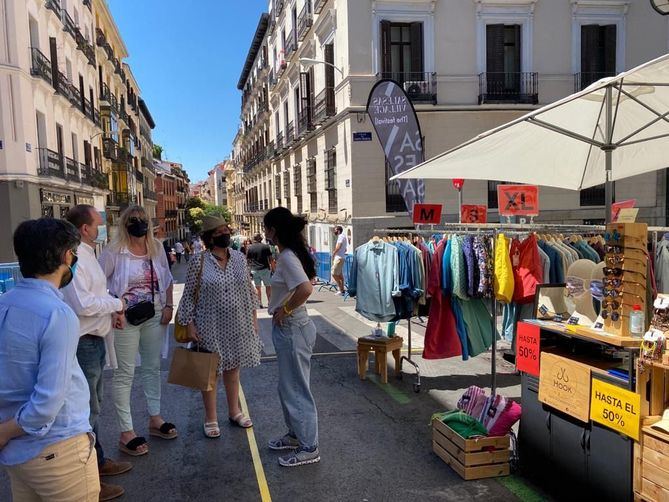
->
<box><xmin>112</xmin><ymin>310</ymin><xmax>164</xmax><ymax>432</ymax></box>
<box><xmin>272</xmin><ymin>307</ymin><xmax>319</xmax><ymax>449</ymax></box>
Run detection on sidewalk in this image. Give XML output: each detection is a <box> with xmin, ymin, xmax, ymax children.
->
<box><xmin>0</xmin><ymin>260</ymin><xmax>545</xmax><ymax>501</ymax></box>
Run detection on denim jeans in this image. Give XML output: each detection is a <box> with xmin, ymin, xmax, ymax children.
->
<box><xmin>272</xmin><ymin>307</ymin><xmax>319</xmax><ymax>449</ymax></box>
<box><xmin>112</xmin><ymin>310</ymin><xmax>164</xmax><ymax>432</ymax></box>
<box><xmin>76</xmin><ymin>335</ymin><xmax>106</xmax><ymax>467</ymax></box>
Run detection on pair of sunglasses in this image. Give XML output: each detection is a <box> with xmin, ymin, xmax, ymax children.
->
<box><xmin>601</xmin><ymin>308</ymin><xmax>622</xmax><ymax>321</ymax></box>
<box><xmin>603</xmin><ymin>267</ymin><xmax>646</xmax><ymax>280</ymax></box>
<box><xmin>605</xmin><ymin>254</ymin><xmax>646</xmax><ymax>267</ymax></box>
<box><xmin>604</xmin><ymin>287</ymin><xmax>645</xmax><ymax>299</ymax></box>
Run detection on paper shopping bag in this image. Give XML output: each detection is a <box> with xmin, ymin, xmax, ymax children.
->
<box><xmin>167</xmin><ymin>347</ymin><xmax>220</xmax><ymax>391</ymax></box>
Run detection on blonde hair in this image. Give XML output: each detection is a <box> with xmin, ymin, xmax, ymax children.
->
<box><xmin>110</xmin><ymin>205</ymin><xmax>162</xmax><ymax>259</ymax></box>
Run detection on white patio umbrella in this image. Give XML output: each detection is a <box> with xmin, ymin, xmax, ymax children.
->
<box><xmin>391</xmin><ymin>53</ymin><xmax>669</xmax><ymax>221</ymax></box>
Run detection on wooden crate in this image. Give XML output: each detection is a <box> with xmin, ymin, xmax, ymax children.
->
<box><xmin>432</xmin><ymin>418</ymin><xmax>510</xmax><ymax>481</ymax></box>
<box><xmin>634</xmin><ymin>426</ymin><xmax>669</xmax><ymax>501</ymax></box>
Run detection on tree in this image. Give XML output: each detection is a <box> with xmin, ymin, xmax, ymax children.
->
<box><xmin>185</xmin><ymin>196</ymin><xmax>231</xmax><ymax>234</ymax></box>
<box><xmin>153</xmin><ymin>144</ymin><xmax>163</xmax><ymax>160</ymax></box>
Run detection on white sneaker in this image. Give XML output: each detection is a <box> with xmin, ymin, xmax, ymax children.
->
<box><xmin>334</xmin><ymin>291</ymin><xmax>343</xmax><ymax>296</ymax></box>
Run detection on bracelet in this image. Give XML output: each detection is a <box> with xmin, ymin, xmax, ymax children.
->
<box><xmin>164</xmin><ymin>305</ymin><xmax>174</xmax><ymax>309</ymax></box>
<box><xmin>282</xmin><ymin>304</ymin><xmax>293</xmax><ymax>316</ymax></box>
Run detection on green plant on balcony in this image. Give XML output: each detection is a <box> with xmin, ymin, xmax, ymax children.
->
<box><xmin>91</xmin><ymin>170</ymin><xmax>109</xmax><ymax>190</ymax></box>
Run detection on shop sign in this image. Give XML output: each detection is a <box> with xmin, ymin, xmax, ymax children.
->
<box><xmin>461</xmin><ymin>205</ymin><xmax>487</xmax><ymax>224</ymax></box>
<box><xmin>590</xmin><ymin>378</ymin><xmax>640</xmax><ymax>441</ymax></box>
<box><xmin>412</xmin><ymin>204</ymin><xmax>442</xmax><ymax>225</ymax></box>
<box><xmin>497</xmin><ymin>185</ymin><xmax>539</xmax><ymax>217</ymax></box>
<box><xmin>40</xmin><ymin>189</ymin><xmax>71</xmax><ymax>205</ymax></box>
<box><xmin>538</xmin><ymin>352</ymin><xmax>591</xmax><ymax>422</ymax></box>
<box><xmin>75</xmin><ymin>195</ymin><xmax>95</xmax><ymax>206</ymax></box>
<box><xmin>516</xmin><ymin>322</ymin><xmax>540</xmax><ymax>377</ymax></box>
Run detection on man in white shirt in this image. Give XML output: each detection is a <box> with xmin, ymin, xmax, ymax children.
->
<box><xmin>63</xmin><ymin>205</ymin><xmax>132</xmax><ymax>502</ymax></box>
<box><xmin>174</xmin><ymin>241</ymin><xmax>184</xmax><ymax>264</ymax></box>
<box><xmin>331</xmin><ymin>226</ymin><xmax>348</xmax><ymax>295</ymax></box>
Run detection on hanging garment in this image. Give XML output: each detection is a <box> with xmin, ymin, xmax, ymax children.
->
<box><xmin>392</xmin><ymin>242</ymin><xmax>424</xmax><ymax>320</ymax></box>
<box><xmin>494</xmin><ymin>233</ymin><xmax>514</xmax><ymax>303</ymax></box>
<box><xmin>538</xmin><ymin>240</ymin><xmax>564</xmax><ymax>284</ymax></box>
<box><xmin>462</xmin><ymin>236</ymin><xmax>477</xmax><ymax>298</ymax></box>
<box><xmin>656</xmin><ymin>238</ymin><xmax>669</xmax><ymax>294</ymax></box>
<box><xmin>459</xmin><ymin>298</ymin><xmax>495</xmax><ymax>357</ymax></box>
<box><xmin>451</xmin><ymin>236</ymin><xmax>468</xmax><ymax>301</ymax></box>
<box><xmin>423</xmin><ymin>241</ymin><xmax>462</xmax><ymax>360</ymax></box>
<box><xmin>511</xmin><ymin>234</ymin><xmax>543</xmax><ymax>304</ymax></box>
<box><xmin>348</xmin><ymin>241</ymin><xmax>400</xmax><ymax>322</ymax></box>
<box><xmin>451</xmin><ymin>297</ymin><xmax>470</xmax><ymax>361</ymax></box>
<box><xmin>441</xmin><ymin>238</ymin><xmax>453</xmax><ymax>296</ymax></box>
<box><xmin>537</xmin><ymin>246</ymin><xmax>551</xmax><ymax>285</ymax></box>
<box><xmin>473</xmin><ymin>236</ymin><xmax>493</xmax><ymax>298</ymax></box>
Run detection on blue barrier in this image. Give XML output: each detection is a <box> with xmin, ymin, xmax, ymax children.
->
<box><xmin>312</xmin><ymin>252</ymin><xmax>353</xmax><ymax>293</ymax></box>
<box><xmin>0</xmin><ymin>263</ymin><xmax>21</xmax><ymax>294</ymax></box>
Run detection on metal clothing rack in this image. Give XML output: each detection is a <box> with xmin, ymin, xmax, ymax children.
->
<box><xmin>373</xmin><ymin>223</ymin><xmax>611</xmax><ymax>395</ymax></box>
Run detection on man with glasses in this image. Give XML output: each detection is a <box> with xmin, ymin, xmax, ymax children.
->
<box><xmin>63</xmin><ymin>205</ymin><xmax>131</xmax><ymax>501</ymax></box>
<box><xmin>0</xmin><ymin>218</ymin><xmax>100</xmax><ymax>501</ymax></box>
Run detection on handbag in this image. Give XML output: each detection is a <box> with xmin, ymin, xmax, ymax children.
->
<box><xmin>125</xmin><ymin>259</ymin><xmax>156</xmax><ymax>326</ymax></box>
<box><xmin>174</xmin><ymin>254</ymin><xmax>205</xmax><ymax>343</ymax></box>
<box><xmin>167</xmin><ymin>345</ymin><xmax>220</xmax><ymax>391</ymax></box>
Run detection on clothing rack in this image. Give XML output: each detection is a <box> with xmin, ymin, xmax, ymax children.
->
<box><xmin>373</xmin><ymin>223</ymin><xmax>614</xmax><ymax>395</ymax></box>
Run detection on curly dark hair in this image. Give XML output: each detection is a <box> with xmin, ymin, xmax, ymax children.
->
<box><xmin>201</xmin><ymin>229</ymin><xmax>215</xmax><ymax>250</ymax></box>
<box><xmin>263</xmin><ymin>207</ymin><xmax>315</xmax><ymax>279</ymax></box>
<box><xmin>14</xmin><ymin>218</ymin><xmax>81</xmax><ymax>278</ymax></box>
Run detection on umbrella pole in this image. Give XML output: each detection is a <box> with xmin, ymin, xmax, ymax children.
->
<box><xmin>605</xmin><ymin>149</ymin><xmax>613</xmax><ymax>223</ymax></box>
<box><xmin>604</xmin><ymin>85</ymin><xmax>614</xmax><ymax>223</ymax></box>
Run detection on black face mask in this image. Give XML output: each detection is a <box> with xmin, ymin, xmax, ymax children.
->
<box><xmin>213</xmin><ymin>234</ymin><xmax>231</xmax><ymax>248</ymax></box>
<box><xmin>59</xmin><ymin>255</ymin><xmax>78</xmax><ymax>289</ymax></box>
<box><xmin>127</xmin><ymin>221</ymin><xmax>148</xmax><ymax>238</ymax></box>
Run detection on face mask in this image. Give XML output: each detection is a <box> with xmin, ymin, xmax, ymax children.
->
<box><xmin>127</xmin><ymin>221</ymin><xmax>148</xmax><ymax>238</ymax></box>
<box><xmin>60</xmin><ymin>255</ymin><xmax>78</xmax><ymax>289</ymax></box>
<box><xmin>213</xmin><ymin>234</ymin><xmax>231</xmax><ymax>248</ymax></box>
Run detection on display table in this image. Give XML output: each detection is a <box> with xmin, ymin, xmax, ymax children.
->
<box><xmin>518</xmin><ymin>321</ymin><xmax>640</xmax><ymax>502</ymax></box>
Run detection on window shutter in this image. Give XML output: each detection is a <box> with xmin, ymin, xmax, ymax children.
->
<box><xmin>299</xmin><ymin>71</ymin><xmax>311</xmax><ymax>122</ymax></box>
<box><xmin>324</xmin><ymin>43</ymin><xmax>335</xmax><ymax>88</ymax></box>
<box><xmin>486</xmin><ymin>24</ymin><xmax>505</xmax><ymax>74</ymax></box>
<box><xmin>410</xmin><ymin>22</ymin><xmax>424</xmax><ymax>75</ymax></box>
<box><xmin>581</xmin><ymin>25</ymin><xmax>598</xmax><ymax>75</ymax></box>
<box><xmin>603</xmin><ymin>25</ymin><xmax>617</xmax><ymax>74</ymax></box>
<box><xmin>380</xmin><ymin>20</ymin><xmax>392</xmax><ymax>74</ymax></box>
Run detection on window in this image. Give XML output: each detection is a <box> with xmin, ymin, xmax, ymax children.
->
<box><xmin>307</xmin><ymin>158</ymin><xmax>317</xmax><ymax>213</ymax></box>
<box><xmin>385</xmin><ymin>160</ymin><xmax>406</xmax><ymax>213</ymax></box>
<box><xmin>294</xmin><ymin>163</ymin><xmax>303</xmax><ymax>214</ymax></box>
<box><xmin>488</xmin><ymin>180</ymin><xmax>508</xmax><ymax>209</ymax></box>
<box><xmin>579</xmin><ymin>24</ymin><xmax>616</xmax><ymax>89</ymax></box>
<box><xmin>380</xmin><ymin>21</ymin><xmax>423</xmax><ymax>82</ymax></box>
<box><xmin>275</xmin><ymin>174</ymin><xmax>281</xmax><ymax>201</ymax></box>
<box><xmin>484</xmin><ymin>25</ymin><xmax>521</xmax><ymax>100</ymax></box>
<box><xmin>580</xmin><ymin>185</ymin><xmax>606</xmax><ymax>207</ymax></box>
<box><xmin>325</xmin><ymin>148</ymin><xmax>337</xmax><ymax>214</ymax></box>
<box><xmin>283</xmin><ymin>170</ymin><xmax>291</xmax><ymax>210</ymax></box>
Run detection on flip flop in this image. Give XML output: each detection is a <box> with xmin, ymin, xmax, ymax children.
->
<box><xmin>229</xmin><ymin>413</ymin><xmax>253</xmax><ymax>429</ymax></box>
<box><xmin>118</xmin><ymin>437</ymin><xmax>148</xmax><ymax>457</ymax></box>
<box><xmin>149</xmin><ymin>422</ymin><xmax>178</xmax><ymax>440</ymax></box>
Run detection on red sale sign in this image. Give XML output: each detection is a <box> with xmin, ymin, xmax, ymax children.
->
<box><xmin>497</xmin><ymin>185</ymin><xmax>539</xmax><ymax>217</ymax></box>
<box><xmin>461</xmin><ymin>205</ymin><xmax>487</xmax><ymax>224</ymax></box>
<box><xmin>413</xmin><ymin>204</ymin><xmax>443</xmax><ymax>225</ymax></box>
<box><xmin>516</xmin><ymin>322</ymin><xmax>541</xmax><ymax>377</ymax></box>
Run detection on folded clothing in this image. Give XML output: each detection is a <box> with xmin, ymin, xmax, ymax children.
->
<box><xmin>457</xmin><ymin>385</ymin><xmax>488</xmax><ymax>420</ymax></box>
<box><xmin>433</xmin><ymin>410</ymin><xmax>488</xmax><ymax>439</ymax></box>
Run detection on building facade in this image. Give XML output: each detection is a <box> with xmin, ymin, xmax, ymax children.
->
<box><xmin>155</xmin><ymin>160</ymin><xmax>189</xmax><ymax>244</ymax></box>
<box><xmin>232</xmin><ymin>0</ymin><xmax>669</xmax><ymax>255</ymax></box>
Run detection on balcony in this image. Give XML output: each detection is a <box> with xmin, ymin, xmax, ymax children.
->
<box><xmin>107</xmin><ymin>192</ymin><xmax>136</xmax><ymax>207</ymax></box>
<box><xmin>297</xmin><ymin>3</ymin><xmax>313</xmax><ymax>41</ymax></box>
<box><xmin>64</xmin><ymin>156</ymin><xmax>80</xmax><ymax>181</ymax></box>
<box><xmin>313</xmin><ymin>87</ymin><xmax>336</xmax><ymax>124</ymax></box>
<box><xmin>30</xmin><ymin>47</ymin><xmax>52</xmax><ymax>85</ymax></box>
<box><xmin>83</xmin><ymin>0</ymin><xmax>91</xmax><ymax>11</ymax></box>
<box><xmin>298</xmin><ymin>105</ymin><xmax>313</xmax><ymax>136</ymax></box>
<box><xmin>76</xmin><ymin>31</ymin><xmax>96</xmax><ymax>66</ymax></box>
<box><xmin>286</xmin><ymin>121</ymin><xmax>295</xmax><ymax>145</ymax></box>
<box><xmin>268</xmin><ymin>13</ymin><xmax>276</xmax><ymax>34</ymax></box>
<box><xmin>314</xmin><ymin>0</ymin><xmax>327</xmax><ymax>14</ymax></box>
<box><xmin>378</xmin><ymin>72</ymin><xmax>437</xmax><ymax>104</ymax></box>
<box><xmin>135</xmin><ymin>168</ymin><xmax>144</xmax><ymax>183</ymax></box>
<box><xmin>269</xmin><ymin>68</ymin><xmax>277</xmax><ymax>88</ymax></box>
<box><xmin>285</xmin><ymin>30</ymin><xmax>296</xmax><ymax>58</ymax></box>
<box><xmin>574</xmin><ymin>72</ymin><xmax>616</xmax><ymax>92</ymax></box>
<box><xmin>61</xmin><ymin>8</ymin><xmax>78</xmax><ymax>41</ymax></box>
<box><xmin>45</xmin><ymin>0</ymin><xmax>61</xmax><ymax>16</ymax></box>
<box><xmin>275</xmin><ymin>0</ymin><xmax>285</xmax><ymax>15</ymax></box>
<box><xmin>88</xmin><ymin>168</ymin><xmax>109</xmax><ymax>189</ymax></box>
<box><xmin>276</xmin><ymin>132</ymin><xmax>284</xmax><ymax>151</ymax></box>
<box><xmin>95</xmin><ymin>28</ymin><xmax>115</xmax><ymax>62</ymax></box>
<box><xmin>37</xmin><ymin>148</ymin><xmax>65</xmax><ymax>179</ymax></box>
<box><xmin>119</xmin><ymin>105</ymin><xmax>129</xmax><ymax>125</ymax></box>
<box><xmin>478</xmin><ymin>72</ymin><xmax>538</xmax><ymax>105</ymax></box>
<box><xmin>143</xmin><ymin>187</ymin><xmax>157</xmax><ymax>200</ymax></box>
<box><xmin>165</xmin><ymin>209</ymin><xmax>178</xmax><ymax>218</ymax></box>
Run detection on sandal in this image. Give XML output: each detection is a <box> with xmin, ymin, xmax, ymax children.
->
<box><xmin>229</xmin><ymin>413</ymin><xmax>253</xmax><ymax>429</ymax></box>
<box><xmin>149</xmin><ymin>422</ymin><xmax>178</xmax><ymax>440</ymax></box>
<box><xmin>203</xmin><ymin>421</ymin><xmax>221</xmax><ymax>439</ymax></box>
<box><xmin>118</xmin><ymin>437</ymin><xmax>148</xmax><ymax>457</ymax></box>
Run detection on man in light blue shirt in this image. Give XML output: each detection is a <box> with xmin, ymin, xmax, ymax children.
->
<box><xmin>0</xmin><ymin>218</ymin><xmax>99</xmax><ymax>501</ymax></box>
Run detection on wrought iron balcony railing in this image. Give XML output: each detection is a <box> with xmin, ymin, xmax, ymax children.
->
<box><xmin>297</xmin><ymin>3</ymin><xmax>313</xmax><ymax>41</ymax></box>
<box><xmin>30</xmin><ymin>47</ymin><xmax>52</xmax><ymax>85</ymax></box>
<box><xmin>377</xmin><ymin>72</ymin><xmax>437</xmax><ymax>104</ymax></box>
<box><xmin>298</xmin><ymin>105</ymin><xmax>313</xmax><ymax>136</ymax></box>
<box><xmin>478</xmin><ymin>72</ymin><xmax>538</xmax><ymax>105</ymax></box>
<box><xmin>45</xmin><ymin>0</ymin><xmax>61</xmax><ymax>16</ymax></box>
<box><xmin>37</xmin><ymin>148</ymin><xmax>65</xmax><ymax>179</ymax></box>
<box><xmin>314</xmin><ymin>0</ymin><xmax>327</xmax><ymax>14</ymax></box>
<box><xmin>285</xmin><ymin>29</ymin><xmax>296</xmax><ymax>58</ymax></box>
<box><xmin>61</xmin><ymin>9</ymin><xmax>78</xmax><ymax>41</ymax></box>
<box><xmin>275</xmin><ymin>0</ymin><xmax>285</xmax><ymax>15</ymax></box>
<box><xmin>286</xmin><ymin>121</ymin><xmax>295</xmax><ymax>145</ymax></box>
<box><xmin>574</xmin><ymin>71</ymin><xmax>616</xmax><ymax>92</ymax></box>
<box><xmin>107</xmin><ymin>192</ymin><xmax>136</xmax><ymax>207</ymax></box>
<box><xmin>276</xmin><ymin>131</ymin><xmax>284</xmax><ymax>151</ymax></box>
<box><xmin>64</xmin><ymin>156</ymin><xmax>79</xmax><ymax>181</ymax></box>
<box><xmin>313</xmin><ymin>87</ymin><xmax>336</xmax><ymax>124</ymax></box>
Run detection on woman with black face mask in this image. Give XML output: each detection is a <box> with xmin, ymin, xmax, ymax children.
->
<box><xmin>99</xmin><ymin>205</ymin><xmax>177</xmax><ymax>457</ymax></box>
<box><xmin>176</xmin><ymin>216</ymin><xmax>262</xmax><ymax>439</ymax></box>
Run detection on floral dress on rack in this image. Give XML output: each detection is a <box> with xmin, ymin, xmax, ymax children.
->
<box><xmin>177</xmin><ymin>249</ymin><xmax>262</xmax><ymax>374</ymax></box>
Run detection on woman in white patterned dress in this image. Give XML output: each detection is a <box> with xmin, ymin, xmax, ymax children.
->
<box><xmin>177</xmin><ymin>216</ymin><xmax>262</xmax><ymax>438</ymax></box>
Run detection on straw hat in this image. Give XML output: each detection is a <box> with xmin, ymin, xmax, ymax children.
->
<box><xmin>652</xmin><ymin>409</ymin><xmax>669</xmax><ymax>434</ymax></box>
<box><xmin>201</xmin><ymin>216</ymin><xmax>228</xmax><ymax>233</ymax></box>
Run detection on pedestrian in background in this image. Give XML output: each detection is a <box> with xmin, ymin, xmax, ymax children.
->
<box><xmin>192</xmin><ymin>237</ymin><xmax>203</xmax><ymax>255</ymax></box>
<box><xmin>163</xmin><ymin>240</ymin><xmax>173</xmax><ymax>270</ymax></box>
<box><xmin>174</xmin><ymin>241</ymin><xmax>184</xmax><ymax>264</ymax></box>
<box><xmin>331</xmin><ymin>225</ymin><xmax>347</xmax><ymax>296</ymax></box>
<box><xmin>63</xmin><ymin>205</ymin><xmax>132</xmax><ymax>501</ymax></box>
<box><xmin>263</xmin><ymin>207</ymin><xmax>320</xmax><ymax>467</ymax></box>
<box><xmin>247</xmin><ymin>233</ymin><xmax>274</xmax><ymax>308</ymax></box>
<box><xmin>177</xmin><ymin>217</ymin><xmax>262</xmax><ymax>439</ymax></box>
<box><xmin>99</xmin><ymin>205</ymin><xmax>177</xmax><ymax>457</ymax></box>
<box><xmin>184</xmin><ymin>241</ymin><xmax>192</xmax><ymax>262</ymax></box>
<box><xmin>0</xmin><ymin>218</ymin><xmax>100</xmax><ymax>501</ymax></box>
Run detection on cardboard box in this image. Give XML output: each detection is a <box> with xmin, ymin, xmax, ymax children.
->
<box><xmin>538</xmin><ymin>352</ymin><xmax>592</xmax><ymax>422</ymax></box>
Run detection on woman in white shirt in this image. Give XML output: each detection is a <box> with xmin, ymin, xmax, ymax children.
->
<box><xmin>99</xmin><ymin>205</ymin><xmax>176</xmax><ymax>457</ymax></box>
<box><xmin>263</xmin><ymin>207</ymin><xmax>320</xmax><ymax>467</ymax></box>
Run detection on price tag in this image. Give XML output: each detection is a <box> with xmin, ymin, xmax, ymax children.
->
<box><xmin>553</xmin><ymin>313</ymin><xmax>564</xmax><ymax>323</ymax></box>
<box><xmin>592</xmin><ymin>316</ymin><xmax>605</xmax><ymax>331</ymax></box>
<box><xmin>538</xmin><ymin>304</ymin><xmax>549</xmax><ymax>316</ymax></box>
<box><xmin>567</xmin><ymin>315</ymin><xmax>580</xmax><ymax>325</ymax></box>
<box><xmin>516</xmin><ymin>322</ymin><xmax>540</xmax><ymax>377</ymax></box>
<box><xmin>654</xmin><ymin>296</ymin><xmax>669</xmax><ymax>310</ymax></box>
<box><xmin>590</xmin><ymin>379</ymin><xmax>641</xmax><ymax>440</ymax></box>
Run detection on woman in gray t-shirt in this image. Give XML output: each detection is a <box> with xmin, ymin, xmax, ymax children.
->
<box><xmin>263</xmin><ymin>207</ymin><xmax>320</xmax><ymax>467</ymax></box>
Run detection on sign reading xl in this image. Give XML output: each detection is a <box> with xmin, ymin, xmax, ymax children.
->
<box><xmin>367</xmin><ymin>80</ymin><xmax>425</xmax><ymax>215</ymax></box>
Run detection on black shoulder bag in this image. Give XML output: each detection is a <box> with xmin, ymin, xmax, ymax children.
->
<box><xmin>125</xmin><ymin>259</ymin><xmax>156</xmax><ymax>326</ymax></box>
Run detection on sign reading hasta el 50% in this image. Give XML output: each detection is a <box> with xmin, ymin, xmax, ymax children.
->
<box><xmin>590</xmin><ymin>378</ymin><xmax>641</xmax><ymax>441</ymax></box>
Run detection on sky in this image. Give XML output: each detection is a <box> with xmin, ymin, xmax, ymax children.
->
<box><xmin>108</xmin><ymin>0</ymin><xmax>268</xmax><ymax>183</ymax></box>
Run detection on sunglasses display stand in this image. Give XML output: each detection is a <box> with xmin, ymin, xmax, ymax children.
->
<box><xmin>603</xmin><ymin>223</ymin><xmax>649</xmax><ymax>338</ymax></box>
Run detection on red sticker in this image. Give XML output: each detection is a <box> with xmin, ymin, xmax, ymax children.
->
<box><xmin>516</xmin><ymin>322</ymin><xmax>540</xmax><ymax>377</ymax></box>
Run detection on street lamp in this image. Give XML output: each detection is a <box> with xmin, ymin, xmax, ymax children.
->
<box><xmin>299</xmin><ymin>58</ymin><xmax>344</xmax><ymax>77</ymax></box>
<box><xmin>650</xmin><ymin>0</ymin><xmax>669</xmax><ymax>14</ymax></box>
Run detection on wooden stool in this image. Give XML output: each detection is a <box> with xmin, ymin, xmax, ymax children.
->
<box><xmin>357</xmin><ymin>336</ymin><xmax>404</xmax><ymax>384</ymax></box>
